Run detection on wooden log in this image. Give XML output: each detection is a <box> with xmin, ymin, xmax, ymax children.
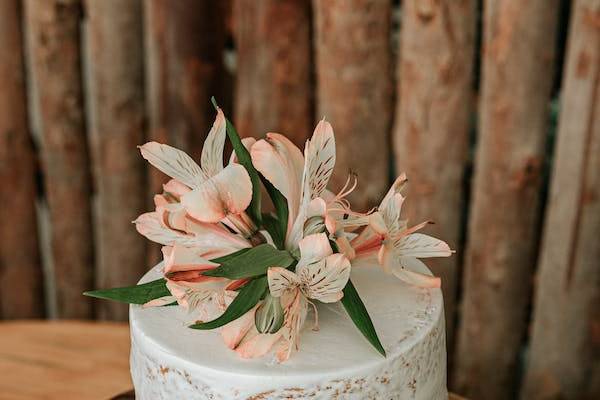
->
<box><xmin>521</xmin><ymin>2</ymin><xmax>600</xmax><ymax>399</ymax></box>
<box><xmin>25</xmin><ymin>0</ymin><xmax>94</xmax><ymax>318</ymax></box>
<box><xmin>144</xmin><ymin>0</ymin><xmax>226</xmax><ymax>189</ymax></box>
<box><xmin>86</xmin><ymin>0</ymin><xmax>147</xmax><ymax>321</ymax></box>
<box><xmin>313</xmin><ymin>0</ymin><xmax>393</xmax><ymax>210</ymax></box>
<box><xmin>453</xmin><ymin>1</ymin><xmax>560</xmax><ymax>398</ymax></box>
<box><xmin>233</xmin><ymin>0</ymin><xmax>313</xmax><ymax>147</ymax></box>
<box><xmin>393</xmin><ymin>0</ymin><xmax>476</xmax><ymax>356</ymax></box>
<box><xmin>0</xmin><ymin>0</ymin><xmax>45</xmax><ymax>318</ymax></box>
<box><xmin>144</xmin><ymin>0</ymin><xmax>226</xmax><ymax>265</ymax></box>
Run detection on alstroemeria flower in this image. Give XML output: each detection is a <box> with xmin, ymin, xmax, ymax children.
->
<box><xmin>351</xmin><ymin>175</ymin><xmax>452</xmax><ymax>288</ymax></box>
<box><xmin>140</xmin><ymin>108</ymin><xmax>254</xmax><ymax>236</ymax></box>
<box><xmin>232</xmin><ymin>233</ymin><xmax>350</xmax><ymax>362</ymax></box>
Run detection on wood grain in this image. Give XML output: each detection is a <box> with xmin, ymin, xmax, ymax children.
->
<box><xmin>233</xmin><ymin>0</ymin><xmax>313</xmax><ymax>147</ymax></box>
<box><xmin>393</xmin><ymin>0</ymin><xmax>476</xmax><ymax>356</ymax></box>
<box><xmin>144</xmin><ymin>0</ymin><xmax>227</xmax><ymax>265</ymax></box>
<box><xmin>0</xmin><ymin>321</ymin><xmax>131</xmax><ymax>400</ymax></box>
<box><xmin>86</xmin><ymin>0</ymin><xmax>147</xmax><ymax>321</ymax></box>
<box><xmin>0</xmin><ymin>0</ymin><xmax>45</xmax><ymax>319</ymax></box>
<box><xmin>453</xmin><ymin>1</ymin><xmax>560</xmax><ymax>398</ymax></box>
<box><xmin>521</xmin><ymin>1</ymin><xmax>600</xmax><ymax>399</ymax></box>
<box><xmin>25</xmin><ymin>0</ymin><xmax>94</xmax><ymax>318</ymax></box>
<box><xmin>313</xmin><ymin>0</ymin><xmax>393</xmax><ymax>210</ymax></box>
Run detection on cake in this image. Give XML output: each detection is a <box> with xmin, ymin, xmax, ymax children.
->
<box><xmin>130</xmin><ymin>262</ymin><xmax>447</xmax><ymax>399</ymax></box>
<box><xmin>85</xmin><ymin>100</ymin><xmax>452</xmax><ymax>399</ymax></box>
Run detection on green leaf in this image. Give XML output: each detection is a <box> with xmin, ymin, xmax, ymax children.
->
<box><xmin>210</xmin><ymin>247</ymin><xmax>251</xmax><ymax>264</ymax></box>
<box><xmin>83</xmin><ymin>278</ymin><xmax>170</xmax><ymax>305</ymax></box>
<box><xmin>203</xmin><ymin>244</ymin><xmax>294</xmax><ymax>280</ymax></box>
<box><xmin>341</xmin><ymin>280</ymin><xmax>386</xmax><ymax>357</ymax></box>
<box><xmin>189</xmin><ymin>276</ymin><xmax>268</xmax><ymax>330</ymax></box>
<box><xmin>262</xmin><ymin>213</ymin><xmax>285</xmax><ymax>250</ymax></box>
<box><xmin>260</xmin><ymin>176</ymin><xmax>288</xmax><ymax>249</ymax></box>
<box><xmin>211</xmin><ymin>97</ymin><xmax>262</xmax><ymax>225</ymax></box>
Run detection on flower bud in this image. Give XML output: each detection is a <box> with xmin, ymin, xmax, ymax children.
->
<box><xmin>255</xmin><ymin>293</ymin><xmax>284</xmax><ymax>334</ymax></box>
<box><xmin>303</xmin><ymin>215</ymin><xmax>326</xmax><ymax>236</ymax></box>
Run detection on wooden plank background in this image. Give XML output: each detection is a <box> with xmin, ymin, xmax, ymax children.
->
<box><xmin>0</xmin><ymin>1</ymin><xmax>597</xmax><ymax>399</ymax></box>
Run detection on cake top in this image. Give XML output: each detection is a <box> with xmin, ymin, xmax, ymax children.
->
<box><xmin>86</xmin><ymin>97</ymin><xmax>452</xmax><ymax>363</ymax></box>
<box><xmin>131</xmin><ymin>261</ymin><xmax>443</xmax><ymax>376</ymax></box>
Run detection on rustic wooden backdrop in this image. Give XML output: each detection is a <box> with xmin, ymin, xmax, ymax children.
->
<box><xmin>0</xmin><ymin>0</ymin><xmax>598</xmax><ymax>399</ymax></box>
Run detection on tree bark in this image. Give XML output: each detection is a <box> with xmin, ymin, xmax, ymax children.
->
<box><xmin>86</xmin><ymin>0</ymin><xmax>147</xmax><ymax>321</ymax></box>
<box><xmin>521</xmin><ymin>2</ymin><xmax>600</xmax><ymax>399</ymax></box>
<box><xmin>234</xmin><ymin>0</ymin><xmax>313</xmax><ymax>147</ymax></box>
<box><xmin>144</xmin><ymin>0</ymin><xmax>226</xmax><ymax>264</ymax></box>
<box><xmin>0</xmin><ymin>0</ymin><xmax>45</xmax><ymax>318</ymax></box>
<box><xmin>313</xmin><ymin>0</ymin><xmax>393</xmax><ymax>210</ymax></box>
<box><xmin>25</xmin><ymin>0</ymin><xmax>94</xmax><ymax>319</ymax></box>
<box><xmin>394</xmin><ymin>0</ymin><xmax>476</xmax><ymax>356</ymax></box>
<box><xmin>453</xmin><ymin>1</ymin><xmax>560</xmax><ymax>399</ymax></box>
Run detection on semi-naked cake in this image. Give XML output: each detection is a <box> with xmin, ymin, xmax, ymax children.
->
<box><xmin>130</xmin><ymin>263</ymin><xmax>447</xmax><ymax>399</ymax></box>
<box><xmin>85</xmin><ymin>104</ymin><xmax>452</xmax><ymax>400</ymax></box>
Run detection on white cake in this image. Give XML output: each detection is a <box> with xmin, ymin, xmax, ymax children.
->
<box><xmin>130</xmin><ymin>262</ymin><xmax>447</xmax><ymax>399</ymax></box>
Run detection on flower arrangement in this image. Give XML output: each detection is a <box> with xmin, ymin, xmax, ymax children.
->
<box><xmin>85</xmin><ymin>98</ymin><xmax>452</xmax><ymax>362</ymax></box>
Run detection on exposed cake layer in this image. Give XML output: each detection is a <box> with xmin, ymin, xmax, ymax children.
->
<box><xmin>130</xmin><ymin>263</ymin><xmax>447</xmax><ymax>399</ymax></box>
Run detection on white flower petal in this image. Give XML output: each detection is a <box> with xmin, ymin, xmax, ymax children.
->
<box><xmin>268</xmin><ymin>267</ymin><xmax>301</xmax><ymax>298</ymax></box>
<box><xmin>139</xmin><ymin>142</ymin><xmax>206</xmax><ymax>188</ymax></box>
<box><xmin>297</xmin><ymin>233</ymin><xmax>333</xmax><ymax>268</ymax></box>
<box><xmin>398</xmin><ymin>233</ymin><xmax>452</xmax><ymax>258</ymax></box>
<box><xmin>298</xmin><ymin>253</ymin><xmax>350</xmax><ymax>303</ymax></box>
<box><xmin>287</xmin><ymin>120</ymin><xmax>336</xmax><ymax>249</ymax></box>
<box><xmin>200</xmin><ymin>109</ymin><xmax>226</xmax><ymax>177</ymax></box>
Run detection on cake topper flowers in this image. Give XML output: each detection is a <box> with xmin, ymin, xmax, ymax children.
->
<box><xmin>85</xmin><ymin>98</ymin><xmax>452</xmax><ymax>362</ymax></box>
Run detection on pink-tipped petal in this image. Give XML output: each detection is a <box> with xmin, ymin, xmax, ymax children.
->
<box><xmin>221</xmin><ymin>306</ymin><xmax>257</xmax><ymax>349</ymax></box>
<box><xmin>391</xmin><ymin>266</ymin><xmax>441</xmax><ymax>288</ymax></box>
<box><xmin>182</xmin><ymin>164</ymin><xmax>252</xmax><ymax>223</ymax></box>
<box><xmin>251</xmin><ymin>133</ymin><xmax>304</xmax><ymax>234</ymax></box>
<box><xmin>163</xmin><ymin>245</ymin><xmax>218</xmax><ymax>274</ymax></box>
<box><xmin>235</xmin><ymin>330</ymin><xmax>283</xmax><ymax>359</ymax></box>
<box><xmin>143</xmin><ymin>295</ymin><xmax>176</xmax><ymax>308</ymax></box>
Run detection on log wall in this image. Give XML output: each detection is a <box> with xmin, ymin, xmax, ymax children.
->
<box><xmin>0</xmin><ymin>2</ymin><xmax>597</xmax><ymax>398</ymax></box>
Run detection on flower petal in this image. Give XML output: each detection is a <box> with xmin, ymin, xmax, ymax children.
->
<box><xmin>297</xmin><ymin>253</ymin><xmax>351</xmax><ymax>303</ymax></box>
<box><xmin>235</xmin><ymin>328</ymin><xmax>283</xmax><ymax>359</ymax></box>
<box><xmin>398</xmin><ymin>233</ymin><xmax>453</xmax><ymax>258</ymax></box>
<box><xmin>267</xmin><ymin>267</ymin><xmax>301</xmax><ymax>298</ymax></box>
<box><xmin>163</xmin><ymin>245</ymin><xmax>218</xmax><ymax>275</ymax></box>
<box><xmin>228</xmin><ymin>137</ymin><xmax>257</xmax><ymax>165</ymax></box>
<box><xmin>221</xmin><ymin>306</ymin><xmax>257</xmax><ymax>349</ymax></box>
<box><xmin>287</xmin><ymin>120</ymin><xmax>336</xmax><ymax>249</ymax></box>
<box><xmin>139</xmin><ymin>142</ymin><xmax>206</xmax><ymax>188</ymax></box>
<box><xmin>251</xmin><ymin>133</ymin><xmax>304</xmax><ymax>234</ymax></box>
<box><xmin>392</xmin><ymin>259</ymin><xmax>441</xmax><ymax>288</ymax></box>
<box><xmin>297</xmin><ymin>233</ymin><xmax>333</xmax><ymax>268</ymax></box>
<box><xmin>200</xmin><ymin>109</ymin><xmax>226</xmax><ymax>177</ymax></box>
<box><xmin>181</xmin><ymin>164</ymin><xmax>252</xmax><ymax>223</ymax></box>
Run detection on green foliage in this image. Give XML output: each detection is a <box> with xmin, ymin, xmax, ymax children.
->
<box><xmin>83</xmin><ymin>278</ymin><xmax>170</xmax><ymax>305</ymax></box>
<box><xmin>341</xmin><ymin>280</ymin><xmax>386</xmax><ymax>357</ymax></box>
<box><xmin>189</xmin><ymin>276</ymin><xmax>268</xmax><ymax>330</ymax></box>
<box><xmin>203</xmin><ymin>244</ymin><xmax>294</xmax><ymax>279</ymax></box>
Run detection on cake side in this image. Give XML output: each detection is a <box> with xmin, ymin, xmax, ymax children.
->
<box><xmin>130</xmin><ymin>263</ymin><xmax>447</xmax><ymax>399</ymax></box>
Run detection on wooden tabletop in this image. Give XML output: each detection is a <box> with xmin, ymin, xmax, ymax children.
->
<box><xmin>0</xmin><ymin>320</ymin><xmax>131</xmax><ymax>400</ymax></box>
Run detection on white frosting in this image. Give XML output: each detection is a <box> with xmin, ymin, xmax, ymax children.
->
<box><xmin>130</xmin><ymin>262</ymin><xmax>447</xmax><ymax>399</ymax></box>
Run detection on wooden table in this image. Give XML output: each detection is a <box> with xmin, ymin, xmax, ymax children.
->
<box><xmin>0</xmin><ymin>321</ymin><xmax>131</xmax><ymax>400</ymax></box>
<box><xmin>0</xmin><ymin>320</ymin><xmax>466</xmax><ymax>399</ymax></box>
